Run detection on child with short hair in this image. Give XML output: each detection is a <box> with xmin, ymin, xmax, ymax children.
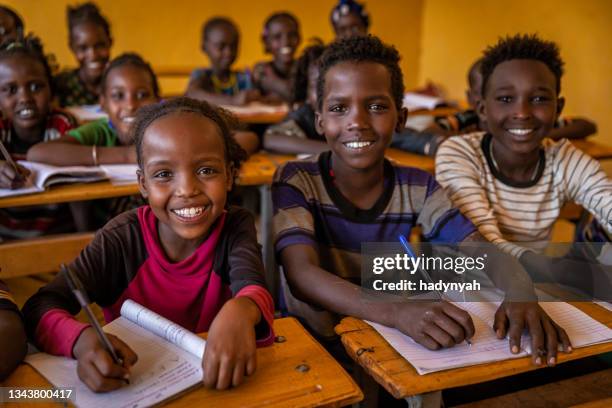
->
<box><xmin>435</xmin><ymin>34</ymin><xmax>611</xmax><ymax>261</ymax></box>
<box><xmin>330</xmin><ymin>0</ymin><xmax>369</xmax><ymax>40</ymax></box>
<box><xmin>0</xmin><ymin>5</ymin><xmax>24</xmax><ymax>44</ymax></box>
<box><xmin>0</xmin><ymin>35</ymin><xmax>76</xmax><ymax>239</ymax></box>
<box><xmin>252</xmin><ymin>12</ymin><xmax>301</xmax><ymax>103</ymax></box>
<box><xmin>273</xmin><ymin>35</ymin><xmax>570</xmax><ymax>366</ymax></box>
<box><xmin>0</xmin><ymin>279</ymin><xmax>27</xmax><ymax>381</ymax></box>
<box><xmin>55</xmin><ymin>2</ymin><xmax>112</xmax><ymax>107</ymax></box>
<box><xmin>186</xmin><ymin>17</ymin><xmax>261</xmax><ymax>106</ymax></box>
<box><xmin>28</xmin><ymin>52</ymin><xmax>159</xmax><ymax>165</ymax></box>
<box><xmin>263</xmin><ymin>41</ymin><xmax>327</xmax><ymax>154</ymax></box>
<box><xmin>23</xmin><ymin>97</ymin><xmax>274</xmax><ymax>392</ymax></box>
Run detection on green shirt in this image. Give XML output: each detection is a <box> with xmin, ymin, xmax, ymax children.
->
<box><xmin>67</xmin><ymin>119</ymin><xmax>118</xmax><ymax>146</ymax></box>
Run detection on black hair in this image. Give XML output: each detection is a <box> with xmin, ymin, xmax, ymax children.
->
<box><xmin>263</xmin><ymin>11</ymin><xmax>299</xmax><ymax>35</ymax></box>
<box><xmin>467</xmin><ymin>58</ymin><xmax>482</xmax><ymax>90</ymax></box>
<box><xmin>330</xmin><ymin>0</ymin><xmax>369</xmax><ymax>29</ymax></box>
<box><xmin>480</xmin><ymin>33</ymin><xmax>564</xmax><ymax>96</ymax></box>
<box><xmin>67</xmin><ymin>2</ymin><xmax>111</xmax><ymax>41</ymax></box>
<box><xmin>0</xmin><ymin>34</ymin><xmax>54</xmax><ymax>95</ymax></box>
<box><xmin>133</xmin><ymin>97</ymin><xmax>247</xmax><ymax>177</ymax></box>
<box><xmin>202</xmin><ymin>16</ymin><xmax>238</xmax><ymax>43</ymax></box>
<box><xmin>100</xmin><ymin>53</ymin><xmax>160</xmax><ymax>98</ymax></box>
<box><xmin>0</xmin><ymin>5</ymin><xmax>24</xmax><ymax>37</ymax></box>
<box><xmin>316</xmin><ymin>35</ymin><xmax>404</xmax><ymax>111</ymax></box>
<box><xmin>291</xmin><ymin>39</ymin><xmax>325</xmax><ymax>105</ymax></box>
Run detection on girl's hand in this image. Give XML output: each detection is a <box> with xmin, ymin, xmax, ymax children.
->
<box><xmin>392</xmin><ymin>300</ymin><xmax>475</xmax><ymax>350</ymax></box>
<box><xmin>494</xmin><ymin>301</ymin><xmax>572</xmax><ymax>366</ymax></box>
<box><xmin>0</xmin><ymin>161</ymin><xmax>31</xmax><ymax>189</ymax></box>
<box><xmin>202</xmin><ymin>297</ymin><xmax>261</xmax><ymax>389</ymax></box>
<box><xmin>73</xmin><ymin>327</ymin><xmax>138</xmax><ymax>392</ymax></box>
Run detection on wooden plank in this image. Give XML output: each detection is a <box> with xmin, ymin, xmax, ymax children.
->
<box><xmin>335</xmin><ymin>302</ymin><xmax>612</xmax><ymax>399</ymax></box>
<box><xmin>571</xmin><ymin>397</ymin><xmax>612</xmax><ymax>408</ymax></box>
<box><xmin>0</xmin><ymin>233</ymin><xmax>93</xmax><ymax>279</ymax></box>
<box><xmin>2</xmin><ymin>317</ymin><xmax>363</xmax><ymax>408</ymax></box>
<box><xmin>386</xmin><ymin>148</ymin><xmax>435</xmax><ymax>174</ymax></box>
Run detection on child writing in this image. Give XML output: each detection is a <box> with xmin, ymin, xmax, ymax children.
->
<box><xmin>273</xmin><ymin>35</ymin><xmax>571</xmax><ymax>367</ymax></box>
<box><xmin>0</xmin><ymin>279</ymin><xmax>27</xmax><ymax>380</ymax></box>
<box><xmin>28</xmin><ymin>53</ymin><xmax>159</xmax><ymax>165</ymax></box>
<box><xmin>23</xmin><ymin>97</ymin><xmax>274</xmax><ymax>392</ymax></box>
<box><xmin>55</xmin><ymin>2</ymin><xmax>112</xmax><ymax>107</ymax></box>
<box><xmin>0</xmin><ymin>5</ymin><xmax>24</xmax><ymax>44</ymax></box>
<box><xmin>0</xmin><ymin>36</ymin><xmax>76</xmax><ymax>239</ymax></box>
<box><xmin>263</xmin><ymin>41</ymin><xmax>327</xmax><ymax>154</ymax></box>
<box><xmin>435</xmin><ymin>34</ymin><xmax>611</xmax><ymax>263</ymax></box>
<box><xmin>252</xmin><ymin>12</ymin><xmax>301</xmax><ymax>103</ymax></box>
<box><xmin>330</xmin><ymin>0</ymin><xmax>369</xmax><ymax>40</ymax></box>
<box><xmin>186</xmin><ymin>17</ymin><xmax>261</xmax><ymax>106</ymax></box>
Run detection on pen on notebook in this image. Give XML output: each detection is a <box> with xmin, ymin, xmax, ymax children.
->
<box><xmin>62</xmin><ymin>264</ymin><xmax>130</xmax><ymax>384</ymax></box>
<box><xmin>398</xmin><ymin>234</ymin><xmax>472</xmax><ymax>346</ymax></box>
<box><xmin>0</xmin><ymin>139</ymin><xmax>19</xmax><ymax>173</ymax></box>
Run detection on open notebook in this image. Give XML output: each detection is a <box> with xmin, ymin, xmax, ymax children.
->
<box><xmin>368</xmin><ymin>301</ymin><xmax>612</xmax><ymax>375</ymax></box>
<box><xmin>26</xmin><ymin>300</ymin><xmax>206</xmax><ymax>408</ymax></box>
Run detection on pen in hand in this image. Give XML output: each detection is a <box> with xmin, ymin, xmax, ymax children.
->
<box><xmin>398</xmin><ymin>235</ymin><xmax>472</xmax><ymax>346</ymax></box>
<box><xmin>62</xmin><ymin>264</ymin><xmax>131</xmax><ymax>384</ymax></box>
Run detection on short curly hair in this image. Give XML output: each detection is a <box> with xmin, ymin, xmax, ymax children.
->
<box><xmin>481</xmin><ymin>33</ymin><xmax>564</xmax><ymax>96</ymax></box>
<box><xmin>291</xmin><ymin>39</ymin><xmax>325</xmax><ymax>105</ymax></box>
<box><xmin>100</xmin><ymin>53</ymin><xmax>160</xmax><ymax>98</ymax></box>
<box><xmin>316</xmin><ymin>35</ymin><xmax>404</xmax><ymax>111</ymax></box>
<box><xmin>202</xmin><ymin>16</ymin><xmax>238</xmax><ymax>44</ymax></box>
<box><xmin>133</xmin><ymin>97</ymin><xmax>247</xmax><ymax>179</ymax></box>
<box><xmin>0</xmin><ymin>34</ymin><xmax>54</xmax><ymax>95</ymax></box>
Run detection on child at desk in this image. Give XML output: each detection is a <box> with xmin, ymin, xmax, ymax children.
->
<box><xmin>273</xmin><ymin>35</ymin><xmax>571</xmax><ymax>367</ymax></box>
<box><xmin>0</xmin><ymin>5</ymin><xmax>24</xmax><ymax>44</ymax></box>
<box><xmin>263</xmin><ymin>41</ymin><xmax>327</xmax><ymax>154</ymax></box>
<box><xmin>436</xmin><ymin>34</ymin><xmax>611</xmax><ymax>257</ymax></box>
<box><xmin>252</xmin><ymin>12</ymin><xmax>301</xmax><ymax>103</ymax></box>
<box><xmin>186</xmin><ymin>17</ymin><xmax>261</xmax><ymax>106</ymax></box>
<box><xmin>0</xmin><ymin>36</ymin><xmax>76</xmax><ymax>239</ymax></box>
<box><xmin>54</xmin><ymin>2</ymin><xmax>112</xmax><ymax>107</ymax></box>
<box><xmin>23</xmin><ymin>97</ymin><xmax>274</xmax><ymax>392</ymax></box>
<box><xmin>330</xmin><ymin>0</ymin><xmax>369</xmax><ymax>40</ymax></box>
<box><xmin>0</xmin><ymin>279</ymin><xmax>27</xmax><ymax>380</ymax></box>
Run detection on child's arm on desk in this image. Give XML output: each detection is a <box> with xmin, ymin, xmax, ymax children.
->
<box><xmin>280</xmin><ymin>244</ymin><xmax>475</xmax><ymax>350</ymax></box>
<box><xmin>263</xmin><ymin>120</ymin><xmax>327</xmax><ymax>154</ymax></box>
<box><xmin>0</xmin><ymin>307</ymin><xmax>27</xmax><ymax>381</ymax></box>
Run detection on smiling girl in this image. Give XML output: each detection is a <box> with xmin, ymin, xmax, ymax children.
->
<box><xmin>55</xmin><ymin>2</ymin><xmax>112</xmax><ymax>107</ymax></box>
<box><xmin>23</xmin><ymin>97</ymin><xmax>274</xmax><ymax>392</ymax></box>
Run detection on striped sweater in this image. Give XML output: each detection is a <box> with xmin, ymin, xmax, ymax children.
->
<box><xmin>435</xmin><ymin>132</ymin><xmax>612</xmax><ymax>257</ymax></box>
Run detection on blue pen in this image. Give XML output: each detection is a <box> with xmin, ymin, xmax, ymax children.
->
<box><xmin>398</xmin><ymin>234</ymin><xmax>472</xmax><ymax>346</ymax></box>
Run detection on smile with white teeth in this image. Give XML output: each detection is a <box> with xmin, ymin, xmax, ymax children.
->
<box><xmin>121</xmin><ymin>116</ymin><xmax>136</xmax><ymax>124</ymax></box>
<box><xmin>87</xmin><ymin>61</ymin><xmax>103</xmax><ymax>69</ymax></box>
<box><xmin>507</xmin><ymin>128</ymin><xmax>533</xmax><ymax>136</ymax></box>
<box><xmin>17</xmin><ymin>108</ymin><xmax>35</xmax><ymax>119</ymax></box>
<box><xmin>172</xmin><ymin>206</ymin><xmax>207</xmax><ymax>219</ymax></box>
<box><xmin>280</xmin><ymin>46</ymin><xmax>293</xmax><ymax>55</ymax></box>
<box><xmin>344</xmin><ymin>141</ymin><xmax>373</xmax><ymax>149</ymax></box>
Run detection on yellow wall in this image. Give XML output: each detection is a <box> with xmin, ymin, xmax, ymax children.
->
<box><xmin>5</xmin><ymin>0</ymin><xmax>424</xmax><ymax>93</ymax></box>
<box><xmin>418</xmin><ymin>0</ymin><xmax>612</xmax><ymax>145</ymax></box>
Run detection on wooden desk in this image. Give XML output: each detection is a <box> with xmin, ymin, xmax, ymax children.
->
<box><xmin>335</xmin><ymin>302</ymin><xmax>612</xmax><ymax>400</ymax></box>
<box><xmin>2</xmin><ymin>317</ymin><xmax>363</xmax><ymax>407</ymax></box>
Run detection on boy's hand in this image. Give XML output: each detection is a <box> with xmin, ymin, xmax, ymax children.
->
<box><xmin>393</xmin><ymin>301</ymin><xmax>475</xmax><ymax>350</ymax></box>
<box><xmin>0</xmin><ymin>161</ymin><xmax>31</xmax><ymax>189</ymax></box>
<box><xmin>73</xmin><ymin>327</ymin><xmax>138</xmax><ymax>392</ymax></box>
<box><xmin>494</xmin><ymin>301</ymin><xmax>572</xmax><ymax>366</ymax></box>
<box><xmin>202</xmin><ymin>297</ymin><xmax>260</xmax><ymax>389</ymax></box>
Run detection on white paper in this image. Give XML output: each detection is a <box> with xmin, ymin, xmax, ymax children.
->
<box><xmin>121</xmin><ymin>299</ymin><xmax>206</xmax><ymax>359</ymax></box>
<box><xmin>66</xmin><ymin>105</ymin><xmax>108</xmax><ymax>122</ymax></box>
<box><xmin>26</xmin><ymin>317</ymin><xmax>202</xmax><ymax>408</ymax></box>
<box><xmin>368</xmin><ymin>301</ymin><xmax>612</xmax><ymax>375</ymax></box>
<box><xmin>402</xmin><ymin>92</ymin><xmax>447</xmax><ymax>112</ymax></box>
<box><xmin>100</xmin><ymin>164</ymin><xmax>139</xmax><ymax>183</ymax></box>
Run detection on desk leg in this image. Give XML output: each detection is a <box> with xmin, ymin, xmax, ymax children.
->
<box><xmin>259</xmin><ymin>185</ymin><xmax>278</xmax><ymax>304</ymax></box>
<box><xmin>405</xmin><ymin>391</ymin><xmax>442</xmax><ymax>408</ymax></box>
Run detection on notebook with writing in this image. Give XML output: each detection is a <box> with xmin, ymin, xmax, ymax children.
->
<box><xmin>26</xmin><ymin>300</ymin><xmax>206</xmax><ymax>408</ymax></box>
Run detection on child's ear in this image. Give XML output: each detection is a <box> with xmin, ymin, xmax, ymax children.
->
<box><xmin>261</xmin><ymin>33</ymin><xmax>270</xmax><ymax>54</ymax></box>
<box><xmin>137</xmin><ymin>169</ymin><xmax>148</xmax><ymax>199</ymax></box>
<box><xmin>395</xmin><ymin>107</ymin><xmax>409</xmax><ymax>133</ymax></box>
<box><xmin>556</xmin><ymin>96</ymin><xmax>565</xmax><ymax>119</ymax></box>
<box><xmin>314</xmin><ymin>110</ymin><xmax>324</xmax><ymax>135</ymax></box>
<box><xmin>476</xmin><ymin>98</ymin><xmax>487</xmax><ymax>125</ymax></box>
<box><xmin>226</xmin><ymin>164</ymin><xmax>234</xmax><ymax>192</ymax></box>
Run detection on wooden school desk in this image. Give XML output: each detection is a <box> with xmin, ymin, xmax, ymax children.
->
<box><xmin>335</xmin><ymin>302</ymin><xmax>612</xmax><ymax>405</ymax></box>
<box><xmin>1</xmin><ymin>317</ymin><xmax>363</xmax><ymax>408</ymax></box>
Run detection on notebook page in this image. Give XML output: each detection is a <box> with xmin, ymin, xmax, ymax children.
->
<box><xmin>121</xmin><ymin>299</ymin><xmax>206</xmax><ymax>359</ymax></box>
<box><xmin>26</xmin><ymin>317</ymin><xmax>202</xmax><ymax>408</ymax></box>
<box><xmin>100</xmin><ymin>164</ymin><xmax>138</xmax><ymax>183</ymax></box>
<box><xmin>368</xmin><ymin>301</ymin><xmax>612</xmax><ymax>375</ymax></box>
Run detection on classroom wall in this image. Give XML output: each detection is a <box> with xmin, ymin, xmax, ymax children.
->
<box><xmin>418</xmin><ymin>0</ymin><xmax>612</xmax><ymax>145</ymax></box>
<box><xmin>5</xmin><ymin>0</ymin><xmax>424</xmax><ymax>92</ymax></box>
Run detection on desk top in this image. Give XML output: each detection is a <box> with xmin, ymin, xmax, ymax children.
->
<box><xmin>335</xmin><ymin>302</ymin><xmax>612</xmax><ymax>399</ymax></box>
<box><xmin>2</xmin><ymin>317</ymin><xmax>363</xmax><ymax>408</ymax></box>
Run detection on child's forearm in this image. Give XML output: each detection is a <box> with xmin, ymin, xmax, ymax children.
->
<box><xmin>263</xmin><ymin>131</ymin><xmax>327</xmax><ymax>154</ymax></box>
<box><xmin>548</xmin><ymin>118</ymin><xmax>597</xmax><ymax>140</ymax></box>
<box><xmin>27</xmin><ymin>143</ymin><xmax>136</xmax><ymax>165</ymax></box>
<box><xmin>0</xmin><ymin>310</ymin><xmax>27</xmax><ymax>380</ymax></box>
<box><xmin>233</xmin><ymin>131</ymin><xmax>260</xmax><ymax>156</ymax></box>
